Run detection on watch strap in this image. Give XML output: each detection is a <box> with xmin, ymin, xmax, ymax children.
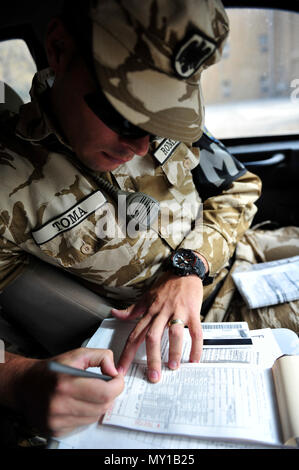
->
<box><xmin>166</xmin><ymin>248</ymin><xmax>210</xmax><ymax>281</ymax></box>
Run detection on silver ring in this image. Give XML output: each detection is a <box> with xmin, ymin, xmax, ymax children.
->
<box><xmin>168</xmin><ymin>318</ymin><xmax>185</xmax><ymax>327</ymax></box>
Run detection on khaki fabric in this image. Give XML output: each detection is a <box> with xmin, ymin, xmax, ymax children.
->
<box><xmin>0</xmin><ymin>69</ymin><xmax>261</xmax><ymax>311</ymax></box>
<box><xmin>204</xmin><ymin>226</ymin><xmax>299</xmax><ymax>334</ymax></box>
<box><xmin>91</xmin><ymin>0</ymin><xmax>229</xmax><ymax>142</ymax></box>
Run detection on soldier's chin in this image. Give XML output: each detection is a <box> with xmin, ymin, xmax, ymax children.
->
<box><xmin>76</xmin><ymin>151</ymin><xmax>125</xmax><ymax>172</ymax></box>
<box><xmin>92</xmin><ymin>151</ymin><xmax>131</xmax><ymax>171</ymax></box>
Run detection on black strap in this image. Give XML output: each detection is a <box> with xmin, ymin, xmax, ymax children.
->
<box><xmin>192</xmin><ymin>131</ymin><xmax>247</xmax><ymax>200</ymax></box>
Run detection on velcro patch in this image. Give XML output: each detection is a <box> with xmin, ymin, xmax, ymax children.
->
<box><xmin>174</xmin><ymin>33</ymin><xmax>216</xmax><ymax>79</ymax></box>
<box><xmin>32</xmin><ymin>191</ymin><xmax>107</xmax><ymax>245</ymax></box>
<box><xmin>192</xmin><ymin>131</ymin><xmax>247</xmax><ymax>200</ymax></box>
<box><xmin>153</xmin><ymin>138</ymin><xmax>180</xmax><ymax>164</ymax></box>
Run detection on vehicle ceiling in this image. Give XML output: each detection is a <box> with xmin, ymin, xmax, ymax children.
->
<box><xmin>0</xmin><ymin>0</ymin><xmax>299</xmax><ymax>69</ymax></box>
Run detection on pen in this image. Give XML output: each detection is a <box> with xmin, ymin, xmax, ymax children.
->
<box><xmin>48</xmin><ymin>360</ymin><xmax>113</xmax><ymax>381</ymax></box>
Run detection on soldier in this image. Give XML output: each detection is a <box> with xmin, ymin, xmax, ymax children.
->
<box><xmin>0</xmin><ymin>0</ymin><xmax>261</xmax><ymax>436</ymax></box>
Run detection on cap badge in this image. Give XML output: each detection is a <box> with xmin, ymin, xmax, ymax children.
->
<box><xmin>174</xmin><ymin>33</ymin><xmax>216</xmax><ymax>79</ymax></box>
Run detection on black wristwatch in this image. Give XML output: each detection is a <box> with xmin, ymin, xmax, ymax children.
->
<box><xmin>166</xmin><ymin>248</ymin><xmax>207</xmax><ymax>281</ymax></box>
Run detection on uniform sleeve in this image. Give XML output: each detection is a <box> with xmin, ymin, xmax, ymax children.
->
<box><xmin>0</xmin><ymin>214</ymin><xmax>29</xmax><ymax>291</ymax></box>
<box><xmin>178</xmin><ymin>132</ymin><xmax>262</xmax><ymax>276</ymax></box>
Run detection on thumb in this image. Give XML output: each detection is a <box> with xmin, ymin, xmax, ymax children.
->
<box><xmin>110</xmin><ymin>304</ymin><xmax>135</xmax><ymax>319</ymax></box>
<box><xmin>59</xmin><ymin>348</ymin><xmax>119</xmax><ymax>378</ymax></box>
<box><xmin>111</xmin><ymin>297</ymin><xmax>149</xmax><ymax>320</ymax></box>
<box><xmin>96</xmin><ymin>349</ymin><xmax>119</xmax><ymax>377</ymax></box>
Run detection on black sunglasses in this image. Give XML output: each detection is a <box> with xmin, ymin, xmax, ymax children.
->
<box><xmin>84</xmin><ymin>89</ymin><xmax>150</xmax><ymax>140</ymax></box>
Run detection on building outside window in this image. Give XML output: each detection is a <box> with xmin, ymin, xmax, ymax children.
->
<box><xmin>259</xmin><ymin>33</ymin><xmax>269</xmax><ymax>53</ymax></box>
<box><xmin>201</xmin><ymin>9</ymin><xmax>299</xmax><ymax>138</ymax></box>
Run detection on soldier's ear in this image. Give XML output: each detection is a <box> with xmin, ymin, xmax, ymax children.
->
<box><xmin>45</xmin><ymin>18</ymin><xmax>77</xmax><ymax>74</ymax></box>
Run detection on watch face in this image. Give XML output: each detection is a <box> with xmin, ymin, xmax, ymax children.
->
<box><xmin>173</xmin><ymin>249</ymin><xmax>195</xmax><ymax>271</ymax></box>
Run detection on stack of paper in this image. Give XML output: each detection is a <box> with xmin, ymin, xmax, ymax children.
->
<box><xmin>53</xmin><ymin>319</ymin><xmax>299</xmax><ymax>449</ymax></box>
<box><xmin>232</xmin><ymin>255</ymin><xmax>299</xmax><ymax>309</ymax></box>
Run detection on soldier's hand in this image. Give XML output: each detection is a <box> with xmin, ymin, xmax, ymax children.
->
<box><xmin>6</xmin><ymin>348</ymin><xmax>124</xmax><ymax>437</ymax></box>
<box><xmin>111</xmin><ymin>271</ymin><xmax>203</xmax><ymax>383</ymax></box>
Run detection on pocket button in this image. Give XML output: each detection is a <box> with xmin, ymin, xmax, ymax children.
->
<box><xmin>81</xmin><ymin>243</ymin><xmax>93</xmax><ymax>255</ymax></box>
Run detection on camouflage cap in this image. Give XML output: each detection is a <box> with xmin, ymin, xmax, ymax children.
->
<box><xmin>89</xmin><ymin>0</ymin><xmax>229</xmax><ymax>143</ymax></box>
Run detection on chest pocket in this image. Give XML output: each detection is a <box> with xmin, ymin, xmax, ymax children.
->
<box><xmin>32</xmin><ymin>191</ymin><xmax>106</xmax><ymax>263</ymax></box>
<box><xmin>151</xmin><ymin>139</ymin><xmax>202</xmax><ymax>250</ymax></box>
<box><xmin>154</xmin><ymin>138</ymin><xmax>200</xmax><ymax>189</ymax></box>
<box><xmin>31</xmin><ymin>191</ymin><xmax>140</xmax><ymax>285</ymax></box>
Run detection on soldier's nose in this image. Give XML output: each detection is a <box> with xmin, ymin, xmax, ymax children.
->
<box><xmin>120</xmin><ymin>135</ymin><xmax>150</xmax><ymax>157</ymax></box>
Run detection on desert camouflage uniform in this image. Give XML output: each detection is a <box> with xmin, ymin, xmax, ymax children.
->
<box><xmin>0</xmin><ymin>68</ymin><xmax>261</xmax><ymax>313</ymax></box>
<box><xmin>90</xmin><ymin>0</ymin><xmax>230</xmax><ymax>143</ymax></box>
<box><xmin>206</xmin><ymin>226</ymin><xmax>299</xmax><ymax>333</ymax></box>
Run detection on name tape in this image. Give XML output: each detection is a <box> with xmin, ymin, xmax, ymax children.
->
<box><xmin>153</xmin><ymin>138</ymin><xmax>180</xmax><ymax>165</ymax></box>
<box><xmin>32</xmin><ymin>191</ymin><xmax>107</xmax><ymax>245</ymax></box>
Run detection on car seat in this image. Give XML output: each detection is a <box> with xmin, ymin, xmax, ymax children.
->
<box><xmin>0</xmin><ymin>81</ymin><xmax>24</xmax><ymax>114</ymax></box>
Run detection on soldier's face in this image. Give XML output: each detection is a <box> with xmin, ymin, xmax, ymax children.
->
<box><xmin>46</xmin><ymin>20</ymin><xmax>150</xmax><ymax>171</ymax></box>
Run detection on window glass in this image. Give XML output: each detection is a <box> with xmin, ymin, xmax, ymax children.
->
<box><xmin>201</xmin><ymin>9</ymin><xmax>299</xmax><ymax>139</ymax></box>
<box><xmin>0</xmin><ymin>39</ymin><xmax>37</xmax><ymax>104</ymax></box>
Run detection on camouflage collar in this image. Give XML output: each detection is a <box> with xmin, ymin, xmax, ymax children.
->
<box><xmin>15</xmin><ymin>68</ymin><xmax>72</xmax><ymax>151</ymax></box>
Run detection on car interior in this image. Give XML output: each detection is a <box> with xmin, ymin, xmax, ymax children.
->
<box><xmin>0</xmin><ymin>0</ymin><xmax>298</xmax><ymax>337</ymax></box>
<box><xmin>0</xmin><ymin>0</ymin><xmax>298</xmax><ymax>448</ymax></box>
<box><xmin>1</xmin><ymin>0</ymin><xmax>298</xmax><ymax>228</ymax></box>
<box><xmin>0</xmin><ymin>0</ymin><xmax>298</xmax><ymax>344</ymax></box>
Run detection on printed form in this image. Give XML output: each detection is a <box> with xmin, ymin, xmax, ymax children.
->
<box><xmin>232</xmin><ymin>255</ymin><xmax>299</xmax><ymax>309</ymax></box>
<box><xmin>86</xmin><ymin>319</ymin><xmax>281</xmax><ymax>369</ymax></box>
<box><xmin>103</xmin><ymin>362</ymin><xmax>281</xmax><ymax>446</ymax></box>
<box><xmin>56</xmin><ymin>322</ymin><xmax>284</xmax><ymax>449</ymax></box>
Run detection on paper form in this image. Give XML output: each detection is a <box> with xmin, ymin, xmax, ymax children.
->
<box><xmin>87</xmin><ymin>320</ymin><xmax>252</xmax><ymax>363</ymax></box>
<box><xmin>232</xmin><ymin>255</ymin><xmax>299</xmax><ymax>309</ymax></box>
<box><xmin>57</xmin><ymin>421</ymin><xmax>274</xmax><ymax>449</ymax></box>
<box><xmin>55</xmin><ymin>326</ymin><xmax>286</xmax><ymax>450</ymax></box>
<box><xmin>86</xmin><ymin>320</ymin><xmax>280</xmax><ymax>371</ymax></box>
<box><xmin>103</xmin><ymin>363</ymin><xmax>282</xmax><ymax>446</ymax></box>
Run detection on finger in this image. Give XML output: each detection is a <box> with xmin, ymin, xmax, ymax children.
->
<box><xmin>96</xmin><ymin>350</ymin><xmax>119</xmax><ymax>377</ymax></box>
<box><xmin>188</xmin><ymin>317</ymin><xmax>203</xmax><ymax>363</ymax></box>
<box><xmin>110</xmin><ymin>304</ymin><xmax>135</xmax><ymax>319</ymax></box>
<box><xmin>116</xmin><ymin>304</ymin><xmax>161</xmax><ymax>374</ymax></box>
<box><xmin>111</xmin><ymin>296</ymin><xmax>149</xmax><ymax>320</ymax></box>
<box><xmin>60</xmin><ymin>348</ymin><xmax>119</xmax><ymax>378</ymax></box>
<box><xmin>117</xmin><ymin>319</ymin><xmax>151</xmax><ymax>374</ymax></box>
<box><xmin>58</xmin><ymin>373</ymin><xmax>124</xmax><ymax>405</ymax></box>
<box><xmin>145</xmin><ymin>313</ymin><xmax>169</xmax><ymax>383</ymax></box>
<box><xmin>167</xmin><ymin>319</ymin><xmax>185</xmax><ymax>370</ymax></box>
<box><xmin>116</xmin><ymin>296</ymin><xmax>163</xmax><ymax>375</ymax></box>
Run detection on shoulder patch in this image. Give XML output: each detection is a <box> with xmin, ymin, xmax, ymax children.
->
<box><xmin>32</xmin><ymin>191</ymin><xmax>107</xmax><ymax>245</ymax></box>
<box><xmin>174</xmin><ymin>33</ymin><xmax>216</xmax><ymax>79</ymax></box>
<box><xmin>192</xmin><ymin>131</ymin><xmax>247</xmax><ymax>199</ymax></box>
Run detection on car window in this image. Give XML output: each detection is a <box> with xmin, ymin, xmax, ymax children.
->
<box><xmin>201</xmin><ymin>9</ymin><xmax>299</xmax><ymax>139</ymax></box>
<box><xmin>0</xmin><ymin>39</ymin><xmax>37</xmax><ymax>104</ymax></box>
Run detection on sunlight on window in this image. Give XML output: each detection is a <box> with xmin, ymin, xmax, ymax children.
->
<box><xmin>201</xmin><ymin>9</ymin><xmax>299</xmax><ymax>139</ymax></box>
<box><xmin>0</xmin><ymin>39</ymin><xmax>37</xmax><ymax>103</ymax></box>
